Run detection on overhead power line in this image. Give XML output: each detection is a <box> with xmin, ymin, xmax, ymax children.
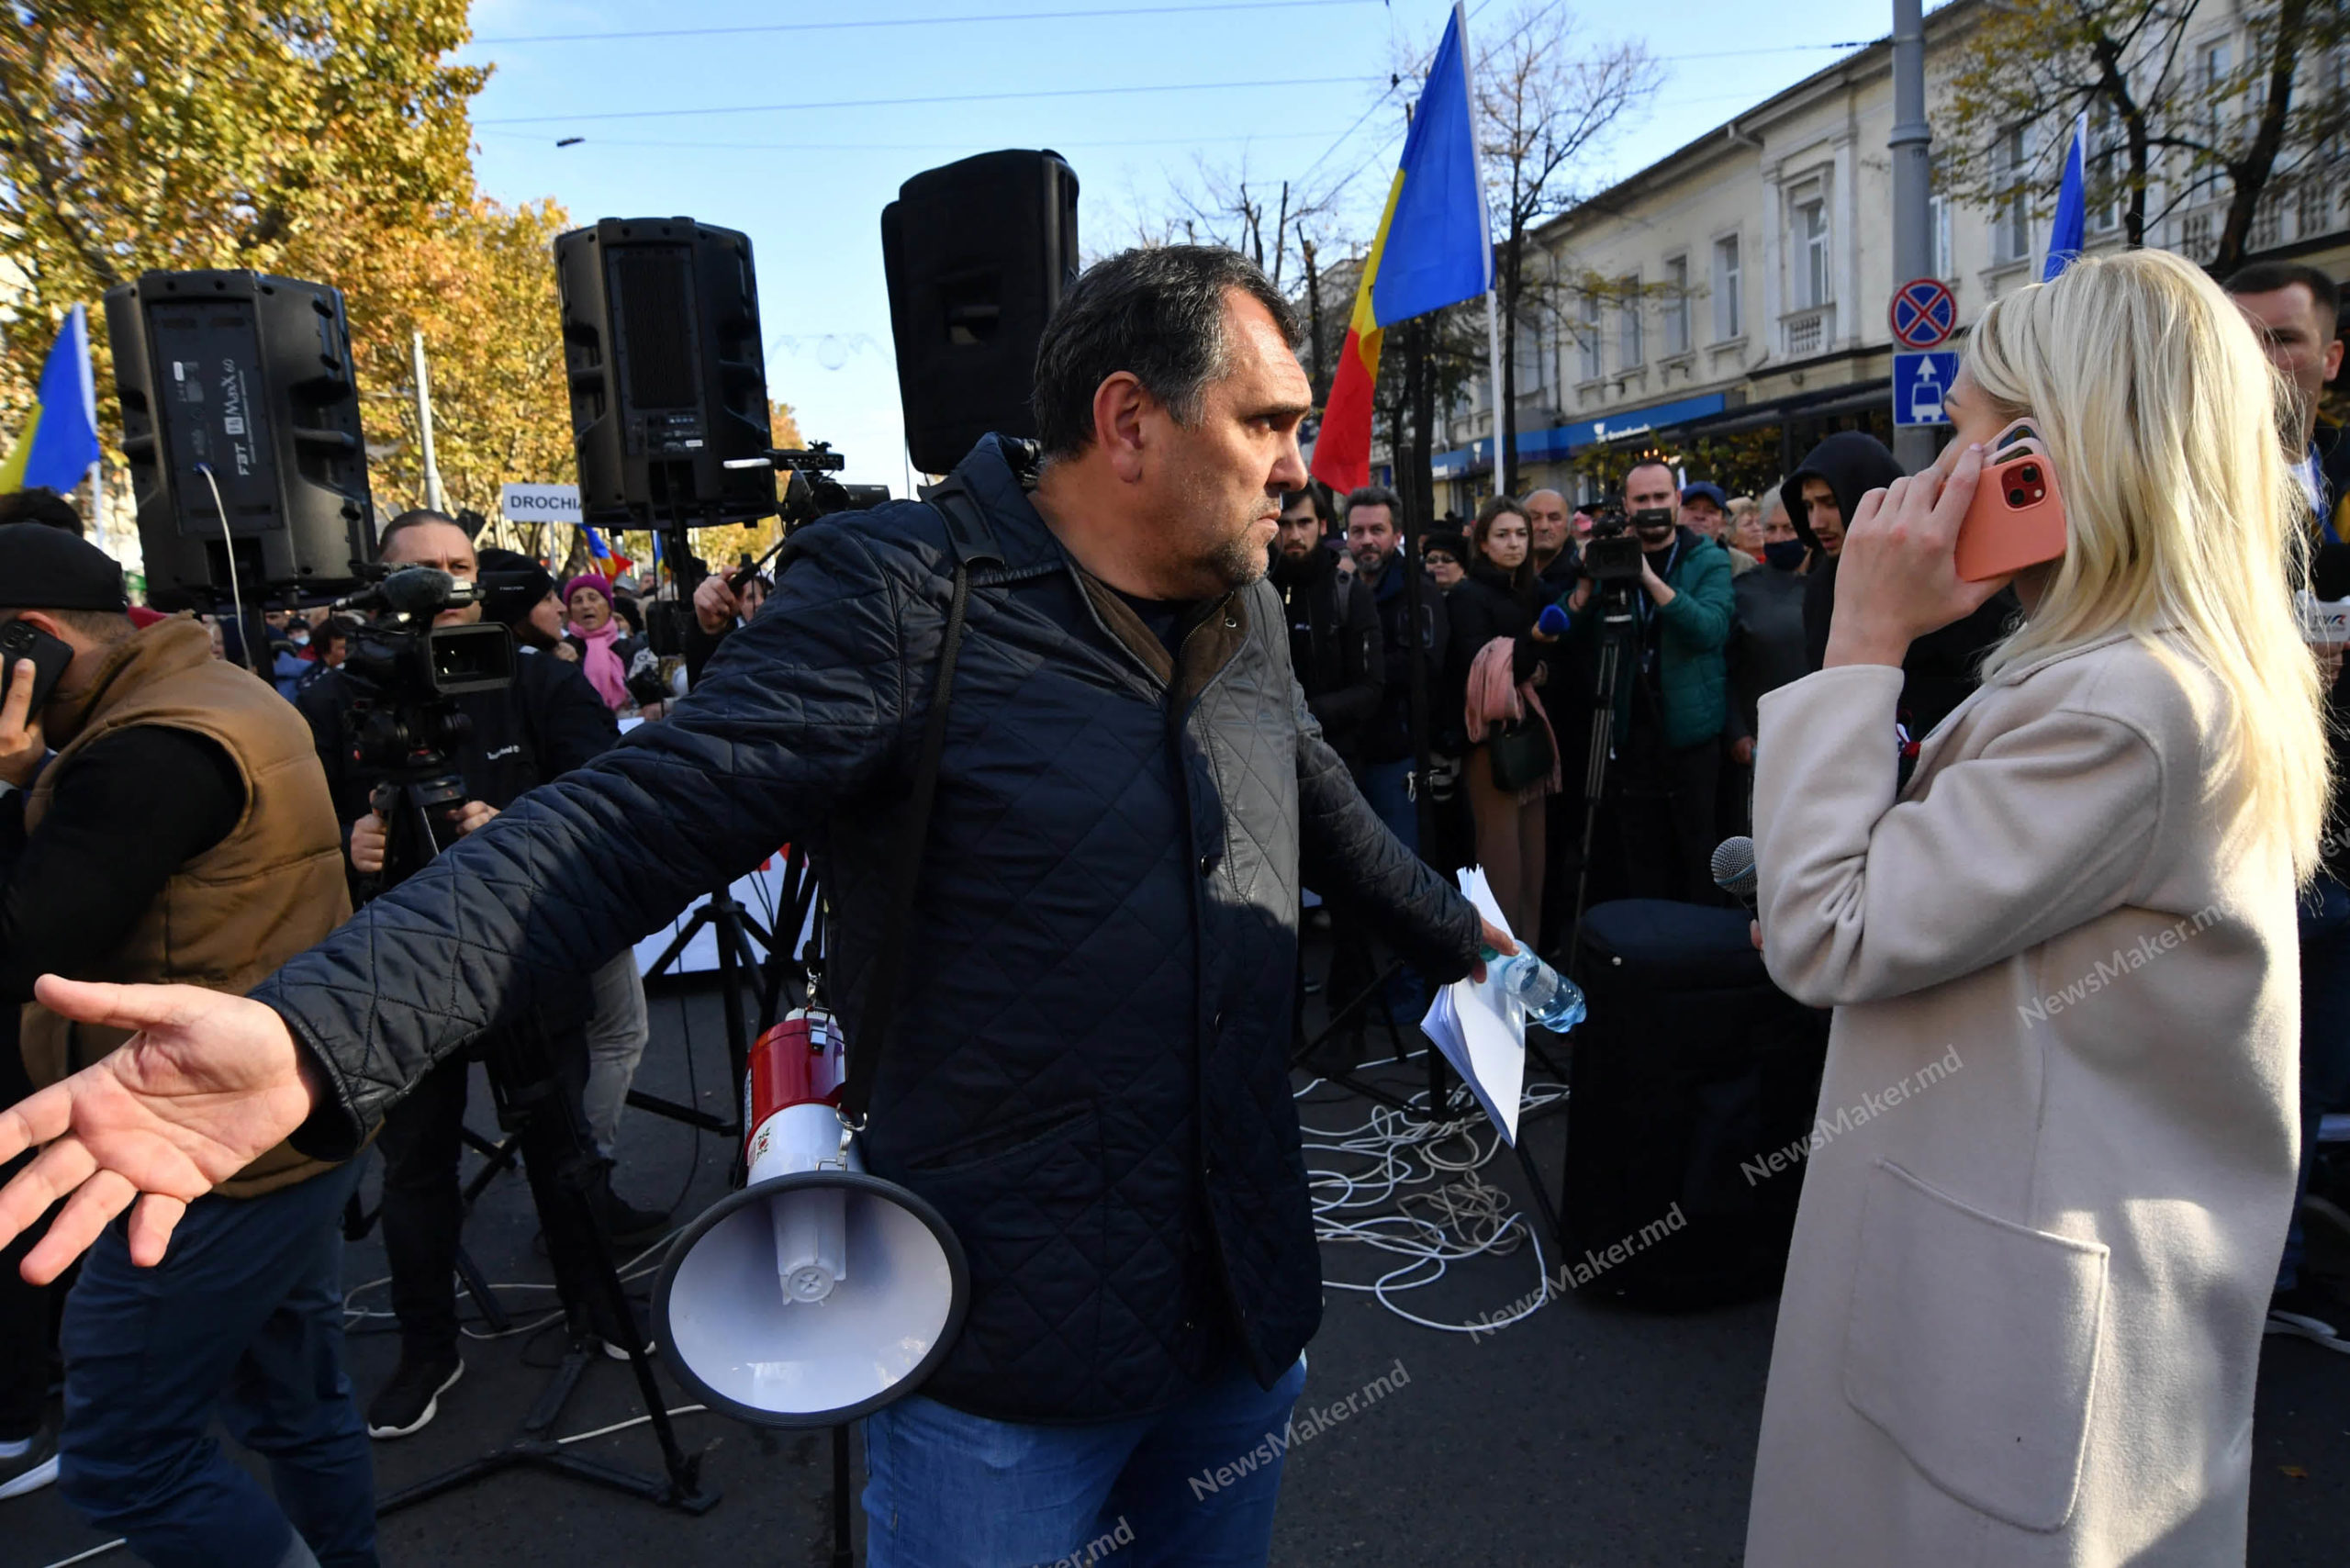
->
<box><xmin>477</xmin><ymin>74</ymin><xmax>1371</xmax><ymax>127</ymax></box>
<box><xmin>475</xmin><ymin>0</ymin><xmax>1376</xmax><ymax>47</ymax></box>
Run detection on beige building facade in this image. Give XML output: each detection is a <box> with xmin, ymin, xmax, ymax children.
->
<box><xmin>1398</xmin><ymin>0</ymin><xmax>2350</xmax><ymax>514</ymax></box>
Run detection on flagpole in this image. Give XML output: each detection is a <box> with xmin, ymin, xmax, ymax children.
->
<box><xmin>1485</xmin><ymin>287</ymin><xmax>1507</xmax><ymax>499</ymax></box>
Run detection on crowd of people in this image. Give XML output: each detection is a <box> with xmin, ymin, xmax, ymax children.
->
<box><xmin>0</xmin><ymin>241</ymin><xmax>2342</xmax><ymax>1568</ymax></box>
<box><xmin>0</xmin><ymin>497</ymin><xmax>754</xmax><ymax>1549</ymax></box>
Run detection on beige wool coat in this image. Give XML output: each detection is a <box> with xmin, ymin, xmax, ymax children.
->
<box><xmin>1746</xmin><ymin>630</ymin><xmax>2301</xmax><ymax>1567</ymax></box>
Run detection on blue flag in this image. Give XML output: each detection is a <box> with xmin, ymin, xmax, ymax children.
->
<box><xmin>2042</xmin><ymin>111</ymin><xmax>2088</xmax><ymax>282</ymax></box>
<box><xmin>1</xmin><ymin>304</ymin><xmax>101</xmax><ymax>495</ymax></box>
<box><xmin>1370</xmin><ymin>4</ymin><xmax>1493</xmax><ymax>326</ymax></box>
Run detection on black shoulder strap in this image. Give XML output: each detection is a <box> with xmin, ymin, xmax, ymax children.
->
<box><xmin>834</xmin><ymin>489</ymin><xmax>990</xmax><ymax>1126</ymax></box>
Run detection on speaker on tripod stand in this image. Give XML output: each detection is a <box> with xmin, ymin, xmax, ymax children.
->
<box><xmin>552</xmin><ymin>215</ymin><xmax>783</xmax><ymax>1135</ymax></box>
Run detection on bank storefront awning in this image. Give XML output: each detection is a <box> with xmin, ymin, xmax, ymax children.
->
<box><xmin>1430</xmin><ymin>390</ymin><xmax>1732</xmax><ymax>479</ymax></box>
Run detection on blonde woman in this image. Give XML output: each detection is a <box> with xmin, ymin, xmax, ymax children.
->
<box><xmin>1747</xmin><ymin>249</ymin><xmax>2329</xmax><ymax>1564</ymax></box>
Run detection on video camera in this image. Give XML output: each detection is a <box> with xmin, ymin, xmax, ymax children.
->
<box><xmin>1580</xmin><ymin>501</ymin><xmax>1677</xmax><ymax>587</ymax></box>
<box><xmin>337</xmin><ymin>567</ymin><xmax>515</xmax><ymax>701</ymax></box>
<box><xmin>330</xmin><ymin>567</ymin><xmax>517</xmax><ymax>881</ymax></box>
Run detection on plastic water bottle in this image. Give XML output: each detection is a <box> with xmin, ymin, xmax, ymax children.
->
<box><xmin>1490</xmin><ymin>949</ymin><xmax>1587</xmax><ymax>1033</ymax></box>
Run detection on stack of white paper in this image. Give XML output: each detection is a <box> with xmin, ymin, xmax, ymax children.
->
<box><xmin>1419</xmin><ymin>866</ymin><xmax>1529</xmax><ymax>1145</ymax></box>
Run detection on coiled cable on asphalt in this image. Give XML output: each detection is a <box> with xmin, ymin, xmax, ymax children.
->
<box><xmin>1296</xmin><ymin>1063</ymin><xmax>1569</xmax><ymax>1335</ymax></box>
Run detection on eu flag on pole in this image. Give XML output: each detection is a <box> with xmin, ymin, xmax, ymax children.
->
<box><xmin>2042</xmin><ymin>111</ymin><xmax>2089</xmax><ymax>282</ymax></box>
<box><xmin>1312</xmin><ymin>3</ymin><xmax>1493</xmax><ymax>494</ymax></box>
<box><xmin>0</xmin><ymin>304</ymin><xmax>101</xmax><ymax>496</ymax></box>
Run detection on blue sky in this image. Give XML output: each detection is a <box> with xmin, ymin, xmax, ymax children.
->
<box><xmin>461</xmin><ymin>0</ymin><xmax>1910</xmax><ymax>490</ymax></box>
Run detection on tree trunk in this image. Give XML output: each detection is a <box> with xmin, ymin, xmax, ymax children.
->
<box><xmin>2212</xmin><ymin>0</ymin><xmax>2309</xmax><ymax>274</ymax></box>
<box><xmin>1405</xmin><ymin>319</ymin><xmax>1438</xmax><ymax>530</ymax></box>
<box><xmin>1303</xmin><ymin>239</ymin><xmax>1327</xmax><ymax>403</ymax></box>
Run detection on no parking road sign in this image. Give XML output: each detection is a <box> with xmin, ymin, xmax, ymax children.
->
<box><xmin>1889</xmin><ymin>278</ymin><xmax>1957</xmax><ymax>351</ymax></box>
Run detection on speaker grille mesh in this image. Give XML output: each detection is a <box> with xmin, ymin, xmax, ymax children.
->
<box><xmin>610</xmin><ymin>246</ymin><xmax>698</xmax><ymax>413</ymax></box>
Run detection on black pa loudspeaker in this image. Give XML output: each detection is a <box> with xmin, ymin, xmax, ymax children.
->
<box><xmin>882</xmin><ymin>150</ymin><xmax>1079</xmax><ymax>476</ymax></box>
<box><xmin>554</xmin><ymin>217</ymin><xmax>777</xmax><ymax>528</ymax></box>
<box><xmin>105</xmin><ymin>270</ymin><xmax>374</xmax><ymax>611</ymax></box>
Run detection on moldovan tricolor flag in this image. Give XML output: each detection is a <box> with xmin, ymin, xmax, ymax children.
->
<box><xmin>582</xmin><ymin>524</ymin><xmax>633</xmax><ymax>580</ymax></box>
<box><xmin>1311</xmin><ymin>4</ymin><xmax>1493</xmax><ymax>494</ymax></box>
<box><xmin>0</xmin><ymin>303</ymin><xmax>102</xmax><ymax>496</ymax></box>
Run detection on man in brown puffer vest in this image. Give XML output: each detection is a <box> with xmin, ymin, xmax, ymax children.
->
<box><xmin>0</xmin><ymin>528</ymin><xmax>373</xmax><ymax>1568</ymax></box>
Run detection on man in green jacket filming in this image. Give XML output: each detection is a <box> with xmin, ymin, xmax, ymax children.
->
<box><xmin>1567</xmin><ymin>458</ymin><xmax>1736</xmax><ymax>903</ymax></box>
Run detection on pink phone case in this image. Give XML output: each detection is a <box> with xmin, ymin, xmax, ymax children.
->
<box><xmin>1953</xmin><ymin>436</ymin><xmax>2067</xmax><ymax>582</ymax></box>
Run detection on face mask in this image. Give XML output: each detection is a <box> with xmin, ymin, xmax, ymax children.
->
<box><xmin>288</xmin><ymin>628</ymin><xmax>309</xmax><ymax>645</ymax></box>
<box><xmin>1763</xmin><ymin>539</ymin><xmax>1808</xmax><ymax>572</ymax></box>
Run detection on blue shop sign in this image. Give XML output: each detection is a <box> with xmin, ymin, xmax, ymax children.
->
<box><xmin>1428</xmin><ymin>391</ymin><xmax>1731</xmax><ymax>478</ymax></box>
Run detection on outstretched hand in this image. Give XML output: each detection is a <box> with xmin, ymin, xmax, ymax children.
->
<box><xmin>0</xmin><ymin>978</ymin><xmax>318</xmax><ymax>1284</ymax></box>
<box><xmin>1825</xmin><ymin>440</ymin><xmax>2012</xmax><ymax>669</ymax></box>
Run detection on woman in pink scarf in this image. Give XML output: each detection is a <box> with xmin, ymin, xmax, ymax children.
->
<box><xmin>562</xmin><ymin>574</ymin><xmax>637</xmax><ymax>711</ymax></box>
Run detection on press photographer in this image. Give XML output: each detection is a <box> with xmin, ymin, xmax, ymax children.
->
<box><xmin>293</xmin><ymin>510</ymin><xmax>664</xmax><ymax>1441</ymax></box>
<box><xmin>0</xmin><ymin>247</ymin><xmax>1510</xmax><ymax>1568</ymax></box>
<box><xmin>0</xmin><ymin>527</ymin><xmax>373</xmax><ymax>1564</ymax></box>
<box><xmin>1566</xmin><ymin>463</ymin><xmax>1736</xmax><ymax>905</ymax></box>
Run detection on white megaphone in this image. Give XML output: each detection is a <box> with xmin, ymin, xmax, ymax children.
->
<box><xmin>655</xmin><ymin>1007</ymin><xmax>968</xmax><ymax>1427</ymax></box>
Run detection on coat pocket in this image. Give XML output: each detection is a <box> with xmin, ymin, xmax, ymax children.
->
<box><xmin>891</xmin><ymin>1103</ymin><xmax>1108</xmax><ymax>1373</ymax></box>
<box><xmin>1840</xmin><ymin>1159</ymin><xmax>2109</xmax><ymax>1531</ymax></box>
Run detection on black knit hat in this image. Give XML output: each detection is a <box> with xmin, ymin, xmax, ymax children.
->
<box><xmin>0</xmin><ymin>524</ymin><xmax>129</xmax><ymax>611</ymax></box>
<box><xmin>476</xmin><ymin>547</ymin><xmax>556</xmax><ymax>630</ymax></box>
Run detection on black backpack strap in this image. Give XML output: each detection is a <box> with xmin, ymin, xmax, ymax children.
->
<box><xmin>834</xmin><ymin>498</ymin><xmax>986</xmax><ymax>1126</ymax></box>
<box><xmin>927</xmin><ymin>476</ymin><xmax>1007</xmax><ymax>573</ymax></box>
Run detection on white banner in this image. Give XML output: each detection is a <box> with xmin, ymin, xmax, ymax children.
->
<box><xmin>500</xmin><ymin>482</ymin><xmax>581</xmax><ymax>523</ymax></box>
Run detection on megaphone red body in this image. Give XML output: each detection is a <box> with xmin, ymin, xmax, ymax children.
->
<box><xmin>655</xmin><ymin>1008</ymin><xmax>968</xmax><ymax>1427</ymax></box>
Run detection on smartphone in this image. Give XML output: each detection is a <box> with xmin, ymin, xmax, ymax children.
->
<box><xmin>0</xmin><ymin>619</ymin><xmax>73</xmax><ymax>718</ymax></box>
<box><xmin>1954</xmin><ymin>426</ymin><xmax>2068</xmax><ymax>583</ymax></box>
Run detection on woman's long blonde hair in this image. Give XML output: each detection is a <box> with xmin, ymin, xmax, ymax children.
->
<box><xmin>1964</xmin><ymin>248</ymin><xmax>2330</xmax><ymax>880</ymax></box>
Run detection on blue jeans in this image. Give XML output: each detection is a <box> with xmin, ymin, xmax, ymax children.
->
<box><xmin>862</xmin><ymin>1355</ymin><xmax>1307</xmax><ymax>1568</ymax></box>
<box><xmin>2283</xmin><ymin>873</ymin><xmax>2350</xmax><ymax>1290</ymax></box>
<box><xmin>60</xmin><ymin>1160</ymin><xmax>376</xmax><ymax>1568</ymax></box>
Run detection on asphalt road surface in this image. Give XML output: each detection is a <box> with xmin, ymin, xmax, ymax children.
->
<box><xmin>12</xmin><ymin>970</ymin><xmax>2348</xmax><ymax>1566</ymax></box>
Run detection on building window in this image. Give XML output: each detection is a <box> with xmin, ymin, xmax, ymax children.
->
<box><xmin>1787</xmin><ymin>179</ymin><xmax>1830</xmax><ymax>307</ymax></box>
<box><xmin>1991</xmin><ymin>126</ymin><xmax>2031</xmax><ymax>264</ymax></box>
<box><xmin>1618</xmin><ymin>273</ymin><xmax>1643</xmax><ymax>367</ymax></box>
<box><xmin>1516</xmin><ymin>315</ymin><xmax>1545</xmax><ymax>395</ymax></box>
<box><xmin>1663</xmin><ymin>255</ymin><xmax>1690</xmax><ymax>356</ymax></box>
<box><xmin>2087</xmin><ymin>99</ymin><xmax>2121</xmax><ymax>233</ymax></box>
<box><xmin>2179</xmin><ymin>208</ymin><xmax>2214</xmax><ymax>262</ymax></box>
<box><xmin>1579</xmin><ymin>291</ymin><xmax>1602</xmax><ymax>380</ymax></box>
<box><xmin>1711</xmin><ymin>235</ymin><xmax>1741</xmax><ymax>341</ymax></box>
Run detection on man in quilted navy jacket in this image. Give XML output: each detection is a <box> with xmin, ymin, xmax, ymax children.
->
<box><xmin>0</xmin><ymin>246</ymin><xmax>1499</xmax><ymax>1567</ymax></box>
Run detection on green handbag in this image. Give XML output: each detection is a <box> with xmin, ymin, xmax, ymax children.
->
<box><xmin>1486</xmin><ymin>716</ymin><xmax>1555</xmax><ymax>793</ymax></box>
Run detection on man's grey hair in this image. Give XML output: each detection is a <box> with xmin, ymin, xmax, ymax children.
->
<box><xmin>1344</xmin><ymin>485</ymin><xmax>1402</xmax><ymax>520</ymax></box>
<box><xmin>1032</xmin><ymin>245</ymin><xmax>1302</xmax><ymax>458</ymax></box>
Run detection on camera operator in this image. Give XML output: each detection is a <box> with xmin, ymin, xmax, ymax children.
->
<box><xmin>294</xmin><ymin>512</ymin><xmax>664</xmax><ymax>1441</ymax></box>
<box><xmin>2</xmin><ymin>247</ymin><xmax>1511</xmax><ymax>1568</ymax></box>
<box><xmin>0</xmin><ymin>528</ymin><xmax>374</xmax><ymax>1563</ymax></box>
<box><xmin>478</xmin><ymin>549</ymin><xmax>654</xmax><ymax>1171</ymax></box>
<box><xmin>1566</xmin><ymin>461</ymin><xmax>1735</xmax><ymax>903</ymax></box>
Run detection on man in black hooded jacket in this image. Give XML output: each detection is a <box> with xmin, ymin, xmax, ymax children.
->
<box><xmin>1270</xmin><ymin>487</ymin><xmax>1382</xmax><ymax>768</ymax></box>
<box><xmin>1782</xmin><ymin>430</ymin><xmax>2015</xmax><ymax>745</ymax></box>
<box><xmin>0</xmin><ymin>247</ymin><xmax>1506</xmax><ymax>1568</ymax></box>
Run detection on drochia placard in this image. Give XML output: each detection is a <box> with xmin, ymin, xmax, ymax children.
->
<box><xmin>500</xmin><ymin>482</ymin><xmax>581</xmax><ymax>524</ymax></box>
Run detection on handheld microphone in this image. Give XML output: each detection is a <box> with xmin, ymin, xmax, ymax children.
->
<box><xmin>1711</xmin><ymin>835</ymin><xmax>1758</xmax><ymax>913</ymax></box>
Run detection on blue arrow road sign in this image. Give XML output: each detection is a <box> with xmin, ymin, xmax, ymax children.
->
<box><xmin>1893</xmin><ymin>350</ymin><xmax>1961</xmax><ymax>427</ymax></box>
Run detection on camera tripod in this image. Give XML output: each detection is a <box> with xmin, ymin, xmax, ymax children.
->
<box><xmin>1561</xmin><ymin>580</ymin><xmax>1640</xmax><ymax>983</ymax></box>
<box><xmin>360</xmin><ymin>718</ymin><xmax>717</xmax><ymax>1520</ymax></box>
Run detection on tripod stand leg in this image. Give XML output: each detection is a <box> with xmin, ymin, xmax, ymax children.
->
<box><xmin>453</xmin><ymin>1244</ymin><xmax>511</xmax><ymax>1336</ymax></box>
